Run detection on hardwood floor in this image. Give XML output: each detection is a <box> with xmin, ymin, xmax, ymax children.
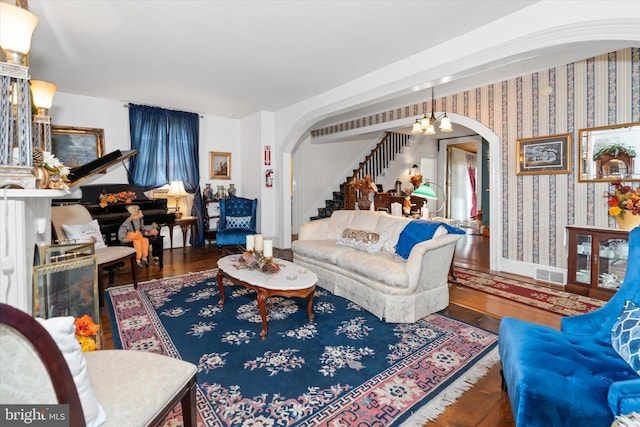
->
<box><xmin>100</xmin><ymin>235</ymin><xmax>559</xmax><ymax>426</ymax></box>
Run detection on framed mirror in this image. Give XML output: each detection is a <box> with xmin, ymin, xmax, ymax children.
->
<box><xmin>578</xmin><ymin>122</ymin><xmax>640</xmax><ymax>182</ymax></box>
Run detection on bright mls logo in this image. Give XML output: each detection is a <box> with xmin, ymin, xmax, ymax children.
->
<box><xmin>0</xmin><ymin>405</ymin><xmax>69</xmax><ymax>426</ymax></box>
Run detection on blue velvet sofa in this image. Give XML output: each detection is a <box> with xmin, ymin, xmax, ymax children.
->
<box><xmin>215</xmin><ymin>197</ymin><xmax>258</xmax><ymax>253</ymax></box>
<box><xmin>499</xmin><ymin>226</ymin><xmax>640</xmax><ymax>426</ymax></box>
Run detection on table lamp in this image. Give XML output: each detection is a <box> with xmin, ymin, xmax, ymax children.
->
<box><xmin>411</xmin><ymin>181</ymin><xmax>442</xmax><ymax>219</ymax></box>
<box><xmin>168</xmin><ymin>180</ymin><xmax>188</xmax><ymax>219</ymax></box>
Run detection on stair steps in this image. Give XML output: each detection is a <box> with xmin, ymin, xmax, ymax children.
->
<box><xmin>310</xmin><ymin>132</ymin><xmax>411</xmax><ymax>221</ymax></box>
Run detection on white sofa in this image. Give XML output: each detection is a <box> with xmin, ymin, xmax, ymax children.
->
<box><xmin>291</xmin><ymin>210</ymin><xmax>462</xmax><ymax>323</ymax></box>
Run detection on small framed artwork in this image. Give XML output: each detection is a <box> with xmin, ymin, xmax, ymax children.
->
<box><xmin>516</xmin><ymin>133</ymin><xmax>572</xmax><ymax>175</ymax></box>
<box><xmin>210</xmin><ymin>151</ymin><xmax>232</xmax><ymax>179</ymax></box>
<box><xmin>51</xmin><ymin>126</ymin><xmax>105</xmax><ymax>168</ymax></box>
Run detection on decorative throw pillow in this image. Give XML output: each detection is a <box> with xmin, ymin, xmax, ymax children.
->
<box><xmin>62</xmin><ymin>220</ymin><xmax>107</xmax><ymax>249</ymax></box>
<box><xmin>226</xmin><ymin>216</ymin><xmax>252</xmax><ymax>229</ymax></box>
<box><xmin>612</xmin><ymin>300</ymin><xmax>640</xmax><ymax>375</ymax></box>
<box><xmin>36</xmin><ymin>317</ymin><xmax>106</xmax><ymax>427</ymax></box>
<box><xmin>337</xmin><ymin>228</ymin><xmax>388</xmax><ymax>254</ymax></box>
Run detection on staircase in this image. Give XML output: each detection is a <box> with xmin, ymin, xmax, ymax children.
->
<box><xmin>310</xmin><ymin>132</ymin><xmax>412</xmax><ymax>220</ymax></box>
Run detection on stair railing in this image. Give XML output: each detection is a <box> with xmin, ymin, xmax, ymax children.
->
<box><xmin>343</xmin><ymin>132</ymin><xmax>412</xmax><ymax>210</ymax></box>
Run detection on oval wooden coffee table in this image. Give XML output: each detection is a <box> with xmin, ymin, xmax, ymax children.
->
<box><xmin>216</xmin><ymin>255</ymin><xmax>318</xmax><ymax>338</ymax></box>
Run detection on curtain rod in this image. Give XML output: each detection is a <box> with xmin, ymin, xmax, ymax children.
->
<box><xmin>123</xmin><ymin>103</ymin><xmax>204</xmax><ymax>118</ymax></box>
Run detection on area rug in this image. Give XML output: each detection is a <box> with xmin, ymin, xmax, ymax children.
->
<box><xmin>452</xmin><ymin>267</ymin><xmax>605</xmax><ymax>316</ymax></box>
<box><xmin>106</xmin><ymin>269</ymin><xmax>499</xmax><ymax>426</ymax></box>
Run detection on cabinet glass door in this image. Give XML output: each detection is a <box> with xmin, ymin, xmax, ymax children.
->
<box><xmin>597</xmin><ymin>237</ymin><xmax>628</xmax><ymax>291</ymax></box>
<box><xmin>574</xmin><ymin>233</ymin><xmax>592</xmax><ymax>284</ymax></box>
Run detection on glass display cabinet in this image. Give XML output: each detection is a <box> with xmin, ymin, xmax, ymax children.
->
<box><xmin>566</xmin><ymin>226</ymin><xmax>629</xmax><ymax>300</ymax></box>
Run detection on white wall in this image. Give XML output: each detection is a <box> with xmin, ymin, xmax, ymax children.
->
<box><xmin>292</xmin><ymin>135</ymin><xmax>373</xmax><ymax>230</ymax></box>
<box><xmin>51</xmin><ymin>92</ymin><xmax>242</xmax><ymax>204</ymax></box>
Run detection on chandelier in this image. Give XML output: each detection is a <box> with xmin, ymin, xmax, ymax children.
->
<box><xmin>411</xmin><ymin>87</ymin><xmax>453</xmax><ymax>135</ymax></box>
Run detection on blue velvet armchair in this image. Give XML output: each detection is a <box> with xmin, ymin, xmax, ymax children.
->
<box><xmin>216</xmin><ymin>197</ymin><xmax>258</xmax><ymax>253</ymax></box>
<box><xmin>499</xmin><ymin>226</ymin><xmax>640</xmax><ymax>426</ymax></box>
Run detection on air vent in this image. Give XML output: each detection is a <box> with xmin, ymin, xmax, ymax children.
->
<box><xmin>534</xmin><ymin>268</ymin><xmax>565</xmax><ymax>285</ymax></box>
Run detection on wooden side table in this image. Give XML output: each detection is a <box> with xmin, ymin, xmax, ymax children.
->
<box><xmin>168</xmin><ymin>216</ymin><xmax>198</xmax><ymax>252</ymax></box>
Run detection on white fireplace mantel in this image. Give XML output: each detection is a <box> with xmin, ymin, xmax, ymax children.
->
<box><xmin>0</xmin><ymin>188</ymin><xmax>67</xmax><ymax>314</ymax></box>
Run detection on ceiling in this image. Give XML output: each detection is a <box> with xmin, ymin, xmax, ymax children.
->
<box><xmin>25</xmin><ymin>0</ymin><xmax>542</xmax><ymax>121</ymax></box>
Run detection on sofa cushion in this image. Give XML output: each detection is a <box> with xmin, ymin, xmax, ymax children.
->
<box><xmin>345</xmin><ymin>211</ymin><xmax>382</xmax><ymax>232</ymax></box>
<box><xmin>336</xmin><ymin>250</ymin><xmax>408</xmax><ymax>288</ymax></box>
<box><xmin>337</xmin><ymin>228</ymin><xmax>388</xmax><ymax>254</ymax></box>
<box><xmin>36</xmin><ymin>317</ymin><xmax>106</xmax><ymax>427</ymax></box>
<box><xmin>612</xmin><ymin>300</ymin><xmax>640</xmax><ymax>375</ymax></box>
<box><xmin>375</xmin><ymin>214</ymin><xmax>412</xmax><ymax>253</ymax></box>
<box><xmin>62</xmin><ymin>220</ymin><xmax>107</xmax><ymax>249</ymax></box>
<box><xmin>322</xmin><ymin>211</ymin><xmax>351</xmax><ymax>240</ymax></box>
<box><xmin>291</xmin><ymin>239</ymin><xmax>357</xmax><ymax>264</ymax></box>
<box><xmin>226</xmin><ymin>215</ymin><xmax>252</xmax><ymax>229</ymax></box>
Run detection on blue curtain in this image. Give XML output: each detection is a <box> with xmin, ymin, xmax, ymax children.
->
<box><xmin>129</xmin><ymin>104</ymin><xmax>204</xmax><ymax>247</ymax></box>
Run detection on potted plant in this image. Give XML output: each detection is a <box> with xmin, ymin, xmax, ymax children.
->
<box><xmin>352</xmin><ymin>174</ymin><xmax>377</xmax><ymax>210</ymax></box>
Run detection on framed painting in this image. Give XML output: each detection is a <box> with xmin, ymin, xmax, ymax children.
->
<box><xmin>516</xmin><ymin>133</ymin><xmax>572</xmax><ymax>175</ymax></box>
<box><xmin>51</xmin><ymin>126</ymin><xmax>105</xmax><ymax>169</ymax></box>
<box><xmin>210</xmin><ymin>152</ymin><xmax>231</xmax><ymax>179</ymax></box>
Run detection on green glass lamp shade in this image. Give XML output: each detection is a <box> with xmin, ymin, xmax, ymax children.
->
<box><xmin>412</xmin><ymin>183</ymin><xmax>438</xmax><ymax>200</ymax></box>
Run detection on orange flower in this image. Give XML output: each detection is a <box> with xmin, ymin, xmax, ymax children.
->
<box><xmin>99</xmin><ymin>191</ymin><xmax>137</xmax><ymax>208</ymax></box>
<box><xmin>74</xmin><ymin>315</ymin><xmax>100</xmax><ymax>337</ymax></box>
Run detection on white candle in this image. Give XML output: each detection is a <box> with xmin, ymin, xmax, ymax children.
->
<box><xmin>264</xmin><ymin>240</ymin><xmax>273</xmax><ymax>257</ymax></box>
<box><xmin>254</xmin><ymin>234</ymin><xmax>264</xmax><ymax>252</ymax></box>
<box><xmin>246</xmin><ymin>235</ymin><xmax>255</xmax><ymax>251</ymax></box>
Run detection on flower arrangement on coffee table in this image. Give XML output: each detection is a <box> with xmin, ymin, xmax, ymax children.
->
<box><xmin>236</xmin><ymin>250</ymin><xmax>281</xmax><ymax>273</ymax></box>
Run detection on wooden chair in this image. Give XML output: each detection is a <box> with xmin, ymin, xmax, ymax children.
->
<box><xmin>0</xmin><ymin>302</ymin><xmax>197</xmax><ymax>426</ymax></box>
<box><xmin>51</xmin><ymin>204</ymin><xmax>138</xmax><ymax>305</ymax></box>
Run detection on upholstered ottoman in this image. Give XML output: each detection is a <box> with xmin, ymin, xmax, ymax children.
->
<box><xmin>499</xmin><ymin>317</ymin><xmax>638</xmax><ymax>426</ymax></box>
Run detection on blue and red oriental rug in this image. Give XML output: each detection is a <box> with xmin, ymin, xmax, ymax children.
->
<box><xmin>106</xmin><ymin>269</ymin><xmax>498</xmax><ymax>426</ymax></box>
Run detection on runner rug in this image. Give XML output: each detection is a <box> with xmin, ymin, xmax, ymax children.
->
<box><xmin>452</xmin><ymin>267</ymin><xmax>605</xmax><ymax>316</ymax></box>
<box><xmin>106</xmin><ymin>269</ymin><xmax>499</xmax><ymax>426</ymax></box>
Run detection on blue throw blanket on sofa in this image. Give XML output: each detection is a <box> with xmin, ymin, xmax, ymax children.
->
<box><xmin>395</xmin><ymin>220</ymin><xmax>465</xmax><ymax>259</ymax></box>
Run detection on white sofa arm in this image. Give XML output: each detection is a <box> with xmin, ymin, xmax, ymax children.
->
<box><xmin>298</xmin><ymin>218</ymin><xmax>331</xmax><ymax>240</ymax></box>
<box><xmin>405</xmin><ymin>234</ymin><xmax>461</xmax><ymax>291</ymax></box>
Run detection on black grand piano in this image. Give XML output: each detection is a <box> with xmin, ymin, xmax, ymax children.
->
<box><xmin>55</xmin><ymin>150</ymin><xmax>175</xmax><ymax>245</ymax></box>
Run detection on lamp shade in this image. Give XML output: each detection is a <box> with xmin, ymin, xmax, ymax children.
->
<box><xmin>439</xmin><ymin>114</ymin><xmax>453</xmax><ymax>132</ymax></box>
<box><xmin>0</xmin><ymin>3</ymin><xmax>38</xmax><ymax>57</ymax></box>
<box><xmin>31</xmin><ymin>80</ymin><xmax>57</xmax><ymax>109</ymax></box>
<box><xmin>167</xmin><ymin>180</ymin><xmax>188</xmax><ymax>196</ymax></box>
<box><xmin>412</xmin><ymin>183</ymin><xmax>438</xmax><ymax>200</ymax></box>
<box><xmin>411</xmin><ymin>120</ymin><xmax>422</xmax><ymax>134</ymax></box>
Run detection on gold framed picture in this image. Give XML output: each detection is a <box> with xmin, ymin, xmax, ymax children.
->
<box><xmin>51</xmin><ymin>126</ymin><xmax>105</xmax><ymax>169</ymax></box>
<box><xmin>210</xmin><ymin>151</ymin><xmax>231</xmax><ymax>179</ymax></box>
<box><xmin>516</xmin><ymin>133</ymin><xmax>572</xmax><ymax>175</ymax></box>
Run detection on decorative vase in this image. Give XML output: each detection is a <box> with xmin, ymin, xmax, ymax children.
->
<box><xmin>33</xmin><ymin>166</ymin><xmax>50</xmax><ymax>189</ymax></box>
<box><xmin>216</xmin><ymin>185</ymin><xmax>226</xmax><ymax>199</ymax></box>
<box><xmin>616</xmin><ymin>214</ymin><xmax>640</xmax><ymax>230</ymax></box>
<box><xmin>357</xmin><ymin>196</ymin><xmax>371</xmax><ymax>211</ymax></box>
<box><xmin>203</xmin><ymin>183</ymin><xmax>213</xmax><ymax>200</ymax></box>
<box><xmin>228</xmin><ymin>183</ymin><xmax>236</xmax><ymax>197</ymax></box>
